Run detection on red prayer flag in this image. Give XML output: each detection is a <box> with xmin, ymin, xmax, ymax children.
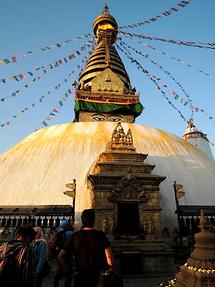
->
<box><xmin>18</xmin><ymin>74</ymin><xmax>24</xmax><ymax>80</ymax></box>
<box><xmin>11</xmin><ymin>56</ymin><xmax>17</xmax><ymax>63</ymax></box>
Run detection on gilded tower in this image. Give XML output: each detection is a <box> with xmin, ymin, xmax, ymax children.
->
<box><xmin>74</xmin><ymin>5</ymin><xmax>143</xmax><ymax>123</ymax></box>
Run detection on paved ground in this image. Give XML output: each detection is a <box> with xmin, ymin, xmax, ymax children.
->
<box><xmin>43</xmin><ymin>262</ymin><xmax>173</xmax><ymax>287</ymax></box>
<box><xmin>44</xmin><ymin>273</ymin><xmax>171</xmax><ymax>287</ymax></box>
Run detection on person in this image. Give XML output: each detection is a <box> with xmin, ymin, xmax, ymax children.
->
<box><xmin>52</xmin><ymin>219</ymin><xmax>74</xmax><ymax>287</ymax></box>
<box><xmin>34</xmin><ymin>226</ymin><xmax>50</xmax><ymax>287</ymax></box>
<box><xmin>0</xmin><ymin>225</ymin><xmax>36</xmax><ymax>287</ymax></box>
<box><xmin>58</xmin><ymin>209</ymin><xmax>114</xmax><ymax>287</ymax></box>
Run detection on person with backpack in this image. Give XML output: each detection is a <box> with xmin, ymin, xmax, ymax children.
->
<box><xmin>0</xmin><ymin>225</ymin><xmax>37</xmax><ymax>287</ymax></box>
<box><xmin>58</xmin><ymin>209</ymin><xmax>115</xmax><ymax>287</ymax></box>
<box><xmin>34</xmin><ymin>226</ymin><xmax>51</xmax><ymax>287</ymax></box>
<box><xmin>51</xmin><ymin>219</ymin><xmax>74</xmax><ymax>287</ymax></box>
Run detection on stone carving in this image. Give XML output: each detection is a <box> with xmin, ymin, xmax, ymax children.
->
<box><xmin>106</xmin><ymin>123</ymin><xmax>136</xmax><ymax>152</ymax></box>
<box><xmin>110</xmin><ymin>167</ymin><xmax>148</xmax><ymax>202</ymax></box>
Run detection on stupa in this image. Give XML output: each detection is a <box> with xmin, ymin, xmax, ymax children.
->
<box><xmin>182</xmin><ymin>118</ymin><xmax>214</xmax><ymax>160</ymax></box>
<box><xmin>160</xmin><ymin>210</ymin><xmax>215</xmax><ymax>286</ymax></box>
<box><xmin>0</xmin><ymin>6</ymin><xmax>215</xmax><ymax>265</ymax></box>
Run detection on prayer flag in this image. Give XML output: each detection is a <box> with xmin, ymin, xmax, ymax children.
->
<box><xmin>18</xmin><ymin>74</ymin><xmax>25</xmax><ymax>80</ymax></box>
<box><xmin>3</xmin><ymin>58</ymin><xmax>10</xmax><ymax>64</ymax></box>
<box><xmin>42</xmin><ymin>121</ymin><xmax>48</xmax><ymax>127</ymax></box>
<box><xmin>13</xmin><ymin>76</ymin><xmax>19</xmax><ymax>81</ymax></box>
<box><xmin>19</xmin><ymin>53</ymin><xmax>27</xmax><ymax>58</ymax></box>
<box><xmin>11</xmin><ymin>56</ymin><xmax>16</xmax><ymax>63</ymax></box>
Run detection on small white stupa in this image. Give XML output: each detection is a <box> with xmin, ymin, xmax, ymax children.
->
<box><xmin>182</xmin><ymin>118</ymin><xmax>214</xmax><ymax>160</ymax></box>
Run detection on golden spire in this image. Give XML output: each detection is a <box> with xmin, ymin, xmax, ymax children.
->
<box><xmin>78</xmin><ymin>6</ymin><xmax>132</xmax><ymax>92</ymax></box>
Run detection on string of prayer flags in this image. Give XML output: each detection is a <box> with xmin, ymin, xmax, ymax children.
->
<box><xmin>38</xmin><ymin>89</ymin><xmax>72</xmax><ymax>129</ymax></box>
<box><xmin>117</xmin><ymin>43</ymin><xmax>215</xmax><ymax>124</ymax></box>
<box><xmin>120</xmin><ymin>40</ymin><xmax>192</xmax><ymax>104</ymax></box>
<box><xmin>0</xmin><ymin>41</ymin><xmax>95</xmax><ymax>85</ymax></box>
<box><xmin>0</xmin><ymin>52</ymin><xmax>89</xmax><ymax>103</ymax></box>
<box><xmin>134</xmin><ymin>41</ymin><xmax>215</xmax><ymax>80</ymax></box>
<box><xmin>0</xmin><ymin>60</ymin><xmax>85</xmax><ymax>128</ymax></box>
<box><xmin>120</xmin><ymin>31</ymin><xmax>215</xmax><ymax>50</ymax></box>
<box><xmin>116</xmin><ymin>44</ymin><xmax>187</xmax><ymax>122</ymax></box>
<box><xmin>119</xmin><ymin>0</ymin><xmax>192</xmax><ymax>29</ymax></box>
<box><xmin>0</xmin><ymin>33</ymin><xmax>93</xmax><ymax>65</ymax></box>
<box><xmin>0</xmin><ymin>57</ymin><xmax>17</xmax><ymax>65</ymax></box>
<box><xmin>39</xmin><ymin>88</ymin><xmax>73</xmax><ymax>128</ymax></box>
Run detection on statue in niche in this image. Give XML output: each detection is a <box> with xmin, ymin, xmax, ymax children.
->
<box><xmin>109</xmin><ymin>216</ymin><xmax>116</xmax><ymax>234</ymax></box>
<box><xmin>138</xmin><ymin>186</ymin><xmax>147</xmax><ymax>201</ymax></box>
<box><xmin>148</xmin><ymin>220</ymin><xmax>154</xmax><ymax>234</ymax></box>
<box><xmin>103</xmin><ymin>218</ymin><xmax>109</xmax><ymax>234</ymax></box>
<box><xmin>143</xmin><ymin>221</ymin><xmax>148</xmax><ymax>234</ymax></box>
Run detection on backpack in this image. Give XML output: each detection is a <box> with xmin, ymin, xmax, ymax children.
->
<box><xmin>49</xmin><ymin>230</ymin><xmax>67</xmax><ymax>258</ymax></box>
<box><xmin>0</xmin><ymin>242</ymin><xmax>35</xmax><ymax>286</ymax></box>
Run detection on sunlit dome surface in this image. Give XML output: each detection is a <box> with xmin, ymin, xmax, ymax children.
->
<box><xmin>0</xmin><ymin>122</ymin><xmax>215</xmax><ymax>229</ymax></box>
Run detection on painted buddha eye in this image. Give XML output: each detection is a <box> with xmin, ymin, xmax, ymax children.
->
<box><xmin>108</xmin><ymin>117</ymin><xmax>122</xmax><ymax>122</ymax></box>
<box><xmin>92</xmin><ymin>114</ymin><xmax>106</xmax><ymax>121</ymax></box>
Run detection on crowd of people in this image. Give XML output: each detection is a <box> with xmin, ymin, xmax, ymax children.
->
<box><xmin>0</xmin><ymin>209</ymin><xmax>121</xmax><ymax>287</ymax></box>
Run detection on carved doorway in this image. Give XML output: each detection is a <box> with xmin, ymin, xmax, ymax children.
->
<box><xmin>117</xmin><ymin>202</ymin><xmax>140</xmax><ymax>235</ymax></box>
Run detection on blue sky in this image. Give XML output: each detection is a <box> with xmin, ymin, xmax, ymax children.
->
<box><xmin>0</xmin><ymin>0</ymin><xmax>215</xmax><ymax>156</ymax></box>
